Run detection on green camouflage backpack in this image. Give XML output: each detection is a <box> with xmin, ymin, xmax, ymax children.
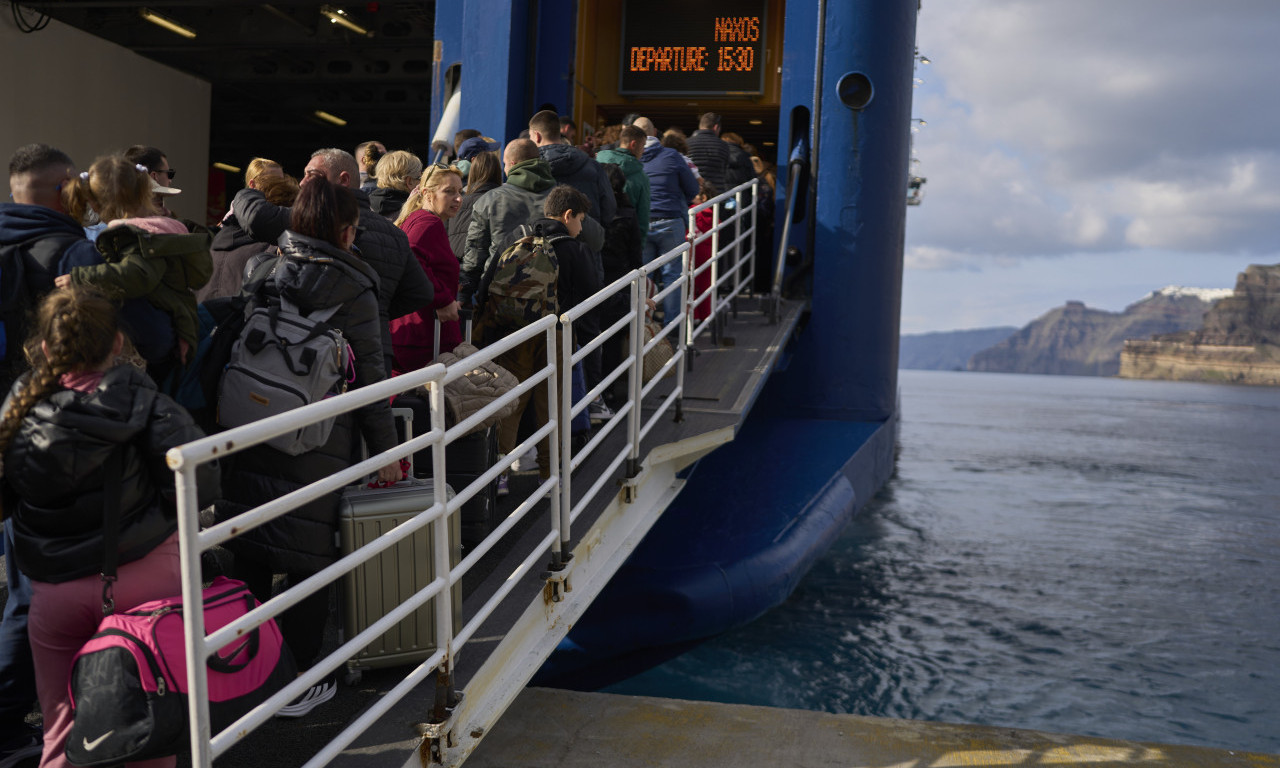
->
<box><xmin>484</xmin><ymin>234</ymin><xmax>568</xmax><ymax>329</ymax></box>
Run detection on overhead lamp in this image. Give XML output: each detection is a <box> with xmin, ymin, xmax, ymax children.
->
<box><xmin>912</xmin><ymin>118</ymin><xmax>927</xmax><ymax>127</ymax></box>
<box><xmin>762</xmin><ymin>141</ymin><xmax>775</xmax><ymax>147</ymax></box>
<box><xmin>320</xmin><ymin>5</ymin><xmax>372</xmax><ymax>37</ymax></box>
<box><xmin>314</xmin><ymin>110</ymin><xmax>348</xmax><ymax>126</ymax></box>
<box><xmin>139</xmin><ymin>7</ymin><xmax>196</xmax><ymax>39</ymax></box>
<box><xmin>918</xmin><ymin>56</ymin><xmax>930</xmax><ymax>65</ymax></box>
<box><xmin>212</xmin><ymin>162</ymin><xmax>241</xmax><ymax>173</ymax></box>
<box><xmin>748</xmin><ymin>119</ymin><xmax>763</xmax><ymax>126</ymax></box>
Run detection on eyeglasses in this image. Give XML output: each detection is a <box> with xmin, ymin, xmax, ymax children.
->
<box><xmin>420</xmin><ymin>162</ymin><xmax>454</xmax><ymax>187</ymax></box>
<box><xmin>154</xmin><ymin>168</ymin><xmax>177</xmax><ymax>180</ymax></box>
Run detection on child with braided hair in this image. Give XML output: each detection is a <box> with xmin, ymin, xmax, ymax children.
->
<box><xmin>55</xmin><ymin>154</ymin><xmax>212</xmax><ymax>388</ymax></box>
<box><xmin>0</xmin><ymin>285</ymin><xmax>219</xmax><ymax>768</ymax></box>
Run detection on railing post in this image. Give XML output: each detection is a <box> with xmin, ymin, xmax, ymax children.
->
<box><xmin>674</xmin><ymin>243</ymin><xmax>688</xmax><ymax>424</ymax></box>
<box><xmin>426</xmin><ymin>378</ymin><xmax>455</xmax><ymax>725</ymax></box>
<box><xmin>558</xmin><ymin>317</ymin><xmax>574</xmax><ymax>548</ymax></box>
<box><xmin>626</xmin><ymin>275</ymin><xmax>643</xmax><ymax>479</ymax></box>
<box><xmin>749</xmin><ymin>179</ymin><xmax>759</xmax><ymax>298</ymax></box>
<box><xmin>544</xmin><ymin>322</ymin><xmax>566</xmax><ymax>567</ymax></box>
<box><xmin>733</xmin><ymin>187</ymin><xmax>744</xmax><ymax>318</ymax></box>
<box><xmin>710</xmin><ymin>201</ymin><xmax>721</xmax><ymax>344</ymax></box>
<box><xmin>174</xmin><ymin>462</ymin><xmax>212</xmax><ymax>768</ymax></box>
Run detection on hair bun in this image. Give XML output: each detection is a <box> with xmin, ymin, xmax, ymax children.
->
<box><xmin>135</xmin><ymin>163</ymin><xmax>149</xmax><ymax>174</ymax></box>
<box><xmin>79</xmin><ymin>171</ymin><xmax>89</xmax><ymax>181</ymax></box>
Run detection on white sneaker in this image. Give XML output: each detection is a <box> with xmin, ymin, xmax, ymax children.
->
<box><xmin>276</xmin><ymin>676</ymin><xmax>337</xmax><ymax>718</ymax></box>
<box><xmin>511</xmin><ymin>447</ymin><xmax>539</xmax><ymax>474</ymax></box>
<box><xmin>588</xmin><ymin>398</ymin><xmax>615</xmax><ymax>423</ymax></box>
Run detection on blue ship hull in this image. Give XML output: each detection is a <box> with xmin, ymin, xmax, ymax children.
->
<box><xmin>432</xmin><ymin>0</ymin><xmax>917</xmax><ymax>689</ymax></box>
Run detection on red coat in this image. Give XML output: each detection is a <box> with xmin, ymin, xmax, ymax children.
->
<box><xmin>390</xmin><ymin>209</ymin><xmax>461</xmax><ymax>372</ymax></box>
<box><xmin>691</xmin><ymin>207</ymin><xmax>715</xmax><ymax>322</ymax></box>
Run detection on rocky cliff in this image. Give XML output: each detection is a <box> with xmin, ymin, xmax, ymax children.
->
<box><xmin>1119</xmin><ymin>264</ymin><xmax>1280</xmax><ymax>385</ymax></box>
<box><xmin>899</xmin><ymin>327</ymin><xmax>1018</xmax><ymax>371</ymax></box>
<box><xmin>969</xmin><ymin>290</ymin><xmax>1221</xmax><ymax>376</ymax></box>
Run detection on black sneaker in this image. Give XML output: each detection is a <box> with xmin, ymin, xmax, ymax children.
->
<box><xmin>0</xmin><ymin>724</ymin><xmax>42</xmax><ymax>768</ymax></box>
<box><xmin>275</xmin><ymin>676</ymin><xmax>337</xmax><ymax>718</ymax></box>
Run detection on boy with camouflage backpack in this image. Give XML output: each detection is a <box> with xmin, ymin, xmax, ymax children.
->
<box><xmin>475</xmin><ymin>185</ymin><xmax>599</xmax><ymax>479</ymax></box>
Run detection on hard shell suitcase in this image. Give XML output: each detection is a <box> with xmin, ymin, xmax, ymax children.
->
<box><xmin>339</xmin><ymin>411</ymin><xmax>461</xmax><ymax>680</ymax></box>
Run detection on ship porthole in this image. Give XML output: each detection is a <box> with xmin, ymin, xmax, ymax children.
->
<box><xmin>836</xmin><ymin>71</ymin><xmax>874</xmax><ymax>110</ymax></box>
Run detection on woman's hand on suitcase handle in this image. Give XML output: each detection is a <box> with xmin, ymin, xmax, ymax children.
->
<box><xmin>376</xmin><ymin>462</ymin><xmax>401</xmax><ymax>484</ymax></box>
<box><xmin>436</xmin><ymin>300</ymin><xmax>461</xmax><ymax>324</ymax></box>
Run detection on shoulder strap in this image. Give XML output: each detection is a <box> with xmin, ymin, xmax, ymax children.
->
<box><xmin>99</xmin><ymin>450</ymin><xmax>124</xmax><ymax>615</ymax></box>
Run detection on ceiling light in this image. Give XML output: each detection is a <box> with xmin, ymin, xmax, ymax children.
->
<box><xmin>139</xmin><ymin>8</ymin><xmax>196</xmax><ymax>39</ymax></box>
<box><xmin>748</xmin><ymin>119</ymin><xmax>763</xmax><ymax>126</ymax></box>
<box><xmin>762</xmin><ymin>141</ymin><xmax>775</xmax><ymax>147</ymax></box>
<box><xmin>320</xmin><ymin>5</ymin><xmax>371</xmax><ymax>37</ymax></box>
<box><xmin>314</xmin><ymin>110</ymin><xmax>348</xmax><ymax>126</ymax></box>
<box><xmin>212</xmin><ymin>162</ymin><xmax>241</xmax><ymax>173</ymax></box>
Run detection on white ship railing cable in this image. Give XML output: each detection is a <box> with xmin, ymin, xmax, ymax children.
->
<box><xmin>163</xmin><ymin>183</ymin><xmax>761</xmax><ymax>767</ymax></box>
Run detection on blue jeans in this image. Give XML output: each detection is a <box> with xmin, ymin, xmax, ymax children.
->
<box><xmin>643</xmin><ymin>217</ymin><xmax>688</xmax><ymax>326</ymax></box>
<box><xmin>0</xmin><ymin>520</ymin><xmax>35</xmax><ymax>739</ymax></box>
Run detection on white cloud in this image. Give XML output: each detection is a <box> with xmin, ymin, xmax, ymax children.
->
<box><xmin>907</xmin><ymin>0</ymin><xmax>1280</xmax><ymax>267</ymax></box>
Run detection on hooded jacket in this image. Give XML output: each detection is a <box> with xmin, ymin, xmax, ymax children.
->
<box><xmin>3</xmin><ymin>364</ymin><xmax>219</xmax><ymax>583</ymax></box>
<box><xmin>641</xmin><ymin>138</ymin><xmax>699</xmax><ymax>221</ymax></box>
<box><xmin>217</xmin><ymin>230</ymin><xmax>397</xmax><ymax>574</ymax></box>
<box><xmin>198</xmin><ymin>216</ymin><xmax>272</xmax><ymax>303</ymax></box>
<box><xmin>461</xmin><ymin>158</ymin><xmax>556</xmax><ymax>303</ymax></box>
<box><xmin>72</xmin><ymin>221</ymin><xmax>213</xmax><ymax>361</ymax></box>
<box><xmin>595</xmin><ymin>148</ymin><xmax>652</xmax><ymax>232</ymax></box>
<box><xmin>538</xmin><ymin>143</ymin><xmax>617</xmax><ymax>228</ymax></box>
<box><xmin>231</xmin><ymin>186</ymin><xmax>435</xmax><ymax>375</ymax></box>
<box><xmin>0</xmin><ymin>203</ymin><xmax>103</xmax><ymax>389</ymax></box>
<box><xmin>368</xmin><ymin>186</ymin><xmax>410</xmax><ymax>221</ymax></box>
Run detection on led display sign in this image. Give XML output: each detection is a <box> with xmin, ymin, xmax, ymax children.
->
<box><xmin>620</xmin><ymin>0</ymin><xmax>768</xmax><ymax>95</ymax></box>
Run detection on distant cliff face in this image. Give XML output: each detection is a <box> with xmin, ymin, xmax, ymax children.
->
<box><xmin>1120</xmin><ymin>264</ymin><xmax>1280</xmax><ymax>385</ymax></box>
<box><xmin>969</xmin><ymin>293</ymin><xmax>1217</xmax><ymax>376</ymax></box>
<box><xmin>899</xmin><ymin>327</ymin><xmax>1018</xmax><ymax>371</ymax></box>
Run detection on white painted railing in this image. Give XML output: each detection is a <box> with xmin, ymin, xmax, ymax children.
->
<box><xmin>164</xmin><ymin>178</ymin><xmax>761</xmax><ymax>767</ymax></box>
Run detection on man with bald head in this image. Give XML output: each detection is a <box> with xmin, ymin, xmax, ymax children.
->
<box><xmin>231</xmin><ymin>146</ymin><xmax>434</xmax><ymax>374</ymax></box>
<box><xmin>460</xmin><ymin>138</ymin><xmax>557</xmax><ymax>304</ymax></box>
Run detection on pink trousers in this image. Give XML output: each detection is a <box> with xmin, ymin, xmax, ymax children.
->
<box><xmin>29</xmin><ymin>532</ymin><xmax>182</xmax><ymax>768</ymax></box>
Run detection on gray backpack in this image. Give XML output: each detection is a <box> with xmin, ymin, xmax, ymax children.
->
<box><xmin>216</xmin><ymin>297</ymin><xmax>351</xmax><ymax>455</ymax></box>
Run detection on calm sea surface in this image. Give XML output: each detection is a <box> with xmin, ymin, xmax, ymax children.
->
<box><xmin>606</xmin><ymin>370</ymin><xmax>1280</xmax><ymax>754</ymax></box>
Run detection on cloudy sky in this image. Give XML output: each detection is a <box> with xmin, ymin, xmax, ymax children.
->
<box><xmin>903</xmin><ymin>0</ymin><xmax>1280</xmax><ymax>333</ymax></box>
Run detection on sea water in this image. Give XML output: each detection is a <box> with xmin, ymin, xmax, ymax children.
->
<box><xmin>606</xmin><ymin>370</ymin><xmax>1280</xmax><ymax>754</ymax></box>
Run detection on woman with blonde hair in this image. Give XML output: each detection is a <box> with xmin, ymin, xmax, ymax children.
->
<box><xmin>244</xmin><ymin>157</ymin><xmax>283</xmax><ymax>190</ymax></box>
<box><xmin>368</xmin><ymin>150</ymin><xmax>423</xmax><ymax>220</ymax></box>
<box><xmin>390</xmin><ymin>163</ymin><xmax>463</xmax><ymax>370</ymax></box>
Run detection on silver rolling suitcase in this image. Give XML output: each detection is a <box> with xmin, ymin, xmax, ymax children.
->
<box><xmin>338</xmin><ymin>410</ymin><xmax>461</xmax><ymax>681</ymax></box>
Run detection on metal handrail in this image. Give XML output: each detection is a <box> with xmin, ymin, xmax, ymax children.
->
<box><xmin>769</xmin><ymin>158</ymin><xmax>807</xmax><ymax>323</ymax></box>
<box><xmin>166</xmin><ymin>178</ymin><xmax>762</xmax><ymax>767</ymax></box>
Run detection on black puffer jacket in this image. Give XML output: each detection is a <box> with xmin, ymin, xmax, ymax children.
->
<box><xmin>2</xmin><ymin>364</ymin><xmax>219</xmax><ymax>583</ymax></box>
<box><xmin>218</xmin><ymin>231</ymin><xmax>397</xmax><ymax>574</ymax></box>
<box><xmin>197</xmin><ymin>217</ymin><xmax>272</xmax><ymax>303</ymax></box>
<box><xmin>231</xmin><ymin>187</ymin><xmax>435</xmax><ymax>374</ymax></box>
<box><xmin>368</xmin><ymin>186</ymin><xmax>409</xmax><ymax>221</ymax></box>
<box><xmin>539</xmin><ymin>143</ymin><xmax>617</xmax><ymax>227</ymax></box>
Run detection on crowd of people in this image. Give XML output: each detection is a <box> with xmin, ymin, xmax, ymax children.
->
<box><xmin>0</xmin><ymin>108</ymin><xmax>775</xmax><ymax>767</ymax></box>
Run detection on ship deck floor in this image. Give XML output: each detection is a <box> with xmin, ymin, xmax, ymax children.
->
<box><xmin>206</xmin><ymin>294</ymin><xmax>807</xmax><ymax>767</ymax></box>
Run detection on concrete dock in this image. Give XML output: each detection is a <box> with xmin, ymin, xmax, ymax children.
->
<box><xmin>464</xmin><ymin>688</ymin><xmax>1278</xmax><ymax>768</ymax></box>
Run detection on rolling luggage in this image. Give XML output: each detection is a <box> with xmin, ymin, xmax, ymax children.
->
<box><xmin>338</xmin><ymin>411</ymin><xmax>461</xmax><ymax>682</ymax></box>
